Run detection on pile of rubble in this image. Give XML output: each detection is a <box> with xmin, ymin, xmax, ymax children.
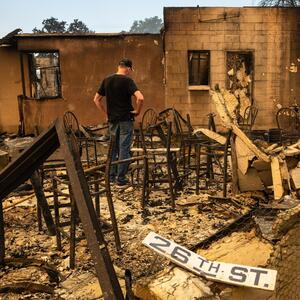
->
<box><xmin>211</xmin><ymin>87</ymin><xmax>300</xmax><ymax>201</ymax></box>
<box><xmin>1</xmin><ymin>96</ymin><xmax>300</xmax><ymax>299</ymax></box>
<box><xmin>0</xmin><ymin>184</ymin><xmax>257</xmax><ymax>299</ymax></box>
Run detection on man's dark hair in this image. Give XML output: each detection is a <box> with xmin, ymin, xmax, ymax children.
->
<box><xmin>119</xmin><ymin>58</ymin><xmax>133</xmax><ymax>70</ymax></box>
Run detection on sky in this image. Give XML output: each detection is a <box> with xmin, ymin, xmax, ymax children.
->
<box><xmin>0</xmin><ymin>0</ymin><xmax>257</xmax><ymax>37</ymax></box>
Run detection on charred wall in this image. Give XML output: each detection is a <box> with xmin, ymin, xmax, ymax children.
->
<box><xmin>0</xmin><ymin>34</ymin><xmax>165</xmax><ymax>133</ymax></box>
<box><xmin>1</xmin><ymin>8</ymin><xmax>299</xmax><ymax>132</ymax></box>
<box><xmin>0</xmin><ymin>47</ymin><xmax>22</xmax><ymax>132</ymax></box>
<box><xmin>164</xmin><ymin>7</ymin><xmax>300</xmax><ymax>128</ymax></box>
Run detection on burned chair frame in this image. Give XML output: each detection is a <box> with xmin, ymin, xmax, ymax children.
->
<box><xmin>0</xmin><ymin>118</ymin><xmax>125</xmax><ymax>300</ymax></box>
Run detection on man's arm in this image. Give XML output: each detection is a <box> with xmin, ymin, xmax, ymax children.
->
<box><xmin>131</xmin><ymin>90</ymin><xmax>144</xmax><ymax>116</ymax></box>
<box><xmin>93</xmin><ymin>92</ymin><xmax>107</xmax><ymax>121</ymax></box>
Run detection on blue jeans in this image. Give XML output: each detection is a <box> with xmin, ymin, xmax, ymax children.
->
<box><xmin>109</xmin><ymin>121</ymin><xmax>133</xmax><ymax>183</ymax></box>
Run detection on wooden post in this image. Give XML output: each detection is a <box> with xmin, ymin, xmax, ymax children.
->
<box><xmin>56</xmin><ymin>119</ymin><xmax>124</xmax><ymax>300</ymax></box>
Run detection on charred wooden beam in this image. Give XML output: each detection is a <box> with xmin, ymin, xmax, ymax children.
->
<box><xmin>0</xmin><ymin>282</ymin><xmax>54</xmax><ymax>294</ymax></box>
<box><xmin>56</xmin><ymin>119</ymin><xmax>124</xmax><ymax>300</ymax></box>
<box><xmin>4</xmin><ymin>258</ymin><xmax>61</xmax><ymax>283</ymax></box>
<box><xmin>190</xmin><ymin>206</ymin><xmax>257</xmax><ymax>251</ymax></box>
<box><xmin>0</xmin><ymin>123</ymin><xmax>59</xmax><ymax>201</ymax></box>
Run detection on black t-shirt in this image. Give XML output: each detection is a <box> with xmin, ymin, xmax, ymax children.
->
<box><xmin>98</xmin><ymin>74</ymin><xmax>138</xmax><ymax>122</ymax></box>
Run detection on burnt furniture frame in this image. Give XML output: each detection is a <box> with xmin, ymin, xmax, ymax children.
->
<box><xmin>0</xmin><ymin>118</ymin><xmax>124</xmax><ymax>300</ymax></box>
<box><xmin>238</xmin><ymin>105</ymin><xmax>258</xmax><ymax>135</ymax></box>
<box><xmin>136</xmin><ymin>121</ymin><xmax>181</xmax><ymax>210</ymax></box>
<box><xmin>276</xmin><ymin>106</ymin><xmax>300</xmax><ymax>144</ymax></box>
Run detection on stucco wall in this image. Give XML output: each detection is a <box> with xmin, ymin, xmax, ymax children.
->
<box><xmin>0</xmin><ymin>47</ymin><xmax>22</xmax><ymax>132</ymax></box>
<box><xmin>164</xmin><ymin>7</ymin><xmax>300</xmax><ymax>128</ymax></box>
<box><xmin>0</xmin><ymin>34</ymin><xmax>165</xmax><ymax>133</ymax></box>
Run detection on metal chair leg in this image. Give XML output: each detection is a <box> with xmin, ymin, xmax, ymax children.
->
<box><xmin>141</xmin><ymin>157</ymin><xmax>149</xmax><ymax>211</ymax></box>
<box><xmin>52</xmin><ymin>177</ymin><xmax>62</xmax><ymax>251</ymax></box>
<box><xmin>37</xmin><ymin>203</ymin><xmax>43</xmax><ymax>231</ymax></box>
<box><xmin>105</xmin><ymin>136</ymin><xmax>122</xmax><ymax>252</ymax></box>
<box><xmin>0</xmin><ymin>201</ymin><xmax>4</xmax><ymax>265</ymax></box>
<box><xmin>166</xmin><ymin>155</ymin><xmax>176</xmax><ymax>210</ymax></box>
<box><xmin>94</xmin><ymin>176</ymin><xmax>100</xmax><ymax>218</ymax></box>
<box><xmin>69</xmin><ymin>186</ymin><xmax>76</xmax><ymax>269</ymax></box>
<box><xmin>223</xmin><ymin>130</ymin><xmax>232</xmax><ymax>198</ymax></box>
<box><xmin>195</xmin><ymin>144</ymin><xmax>201</xmax><ymax>195</ymax></box>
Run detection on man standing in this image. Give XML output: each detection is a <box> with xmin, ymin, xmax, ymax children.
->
<box><xmin>93</xmin><ymin>58</ymin><xmax>144</xmax><ymax>186</ymax></box>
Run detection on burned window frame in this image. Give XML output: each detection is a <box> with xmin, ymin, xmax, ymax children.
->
<box><xmin>21</xmin><ymin>50</ymin><xmax>62</xmax><ymax>100</ymax></box>
<box><xmin>188</xmin><ymin>50</ymin><xmax>210</xmax><ymax>86</ymax></box>
<box><xmin>226</xmin><ymin>50</ymin><xmax>254</xmax><ymax>100</ymax></box>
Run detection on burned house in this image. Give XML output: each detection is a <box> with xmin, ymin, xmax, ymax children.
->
<box><xmin>0</xmin><ymin>33</ymin><xmax>164</xmax><ymax>133</ymax></box>
<box><xmin>0</xmin><ymin>7</ymin><xmax>299</xmax><ymax>133</ymax></box>
<box><xmin>163</xmin><ymin>7</ymin><xmax>300</xmax><ymax>127</ymax></box>
<box><xmin>0</xmin><ymin>6</ymin><xmax>300</xmax><ymax>299</ymax></box>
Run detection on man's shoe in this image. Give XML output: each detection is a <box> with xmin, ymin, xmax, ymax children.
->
<box><xmin>116</xmin><ymin>179</ymin><xmax>130</xmax><ymax>189</ymax></box>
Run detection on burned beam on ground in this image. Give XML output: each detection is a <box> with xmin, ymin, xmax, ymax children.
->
<box><xmin>0</xmin><ymin>282</ymin><xmax>54</xmax><ymax>295</ymax></box>
<box><xmin>4</xmin><ymin>258</ymin><xmax>61</xmax><ymax>283</ymax></box>
<box><xmin>190</xmin><ymin>206</ymin><xmax>257</xmax><ymax>251</ymax></box>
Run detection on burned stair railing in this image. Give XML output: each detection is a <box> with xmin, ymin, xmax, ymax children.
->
<box><xmin>0</xmin><ymin>118</ymin><xmax>124</xmax><ymax>300</ymax></box>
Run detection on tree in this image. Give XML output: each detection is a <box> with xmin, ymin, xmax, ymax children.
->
<box><xmin>33</xmin><ymin>17</ymin><xmax>93</xmax><ymax>34</ymax></box>
<box><xmin>68</xmin><ymin>19</ymin><xmax>94</xmax><ymax>33</ymax></box>
<box><xmin>259</xmin><ymin>0</ymin><xmax>299</xmax><ymax>6</ymax></box>
<box><xmin>129</xmin><ymin>16</ymin><xmax>163</xmax><ymax>33</ymax></box>
<box><xmin>33</xmin><ymin>17</ymin><xmax>67</xmax><ymax>33</ymax></box>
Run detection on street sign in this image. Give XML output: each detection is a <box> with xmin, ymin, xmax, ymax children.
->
<box><xmin>143</xmin><ymin>232</ymin><xmax>277</xmax><ymax>291</ymax></box>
